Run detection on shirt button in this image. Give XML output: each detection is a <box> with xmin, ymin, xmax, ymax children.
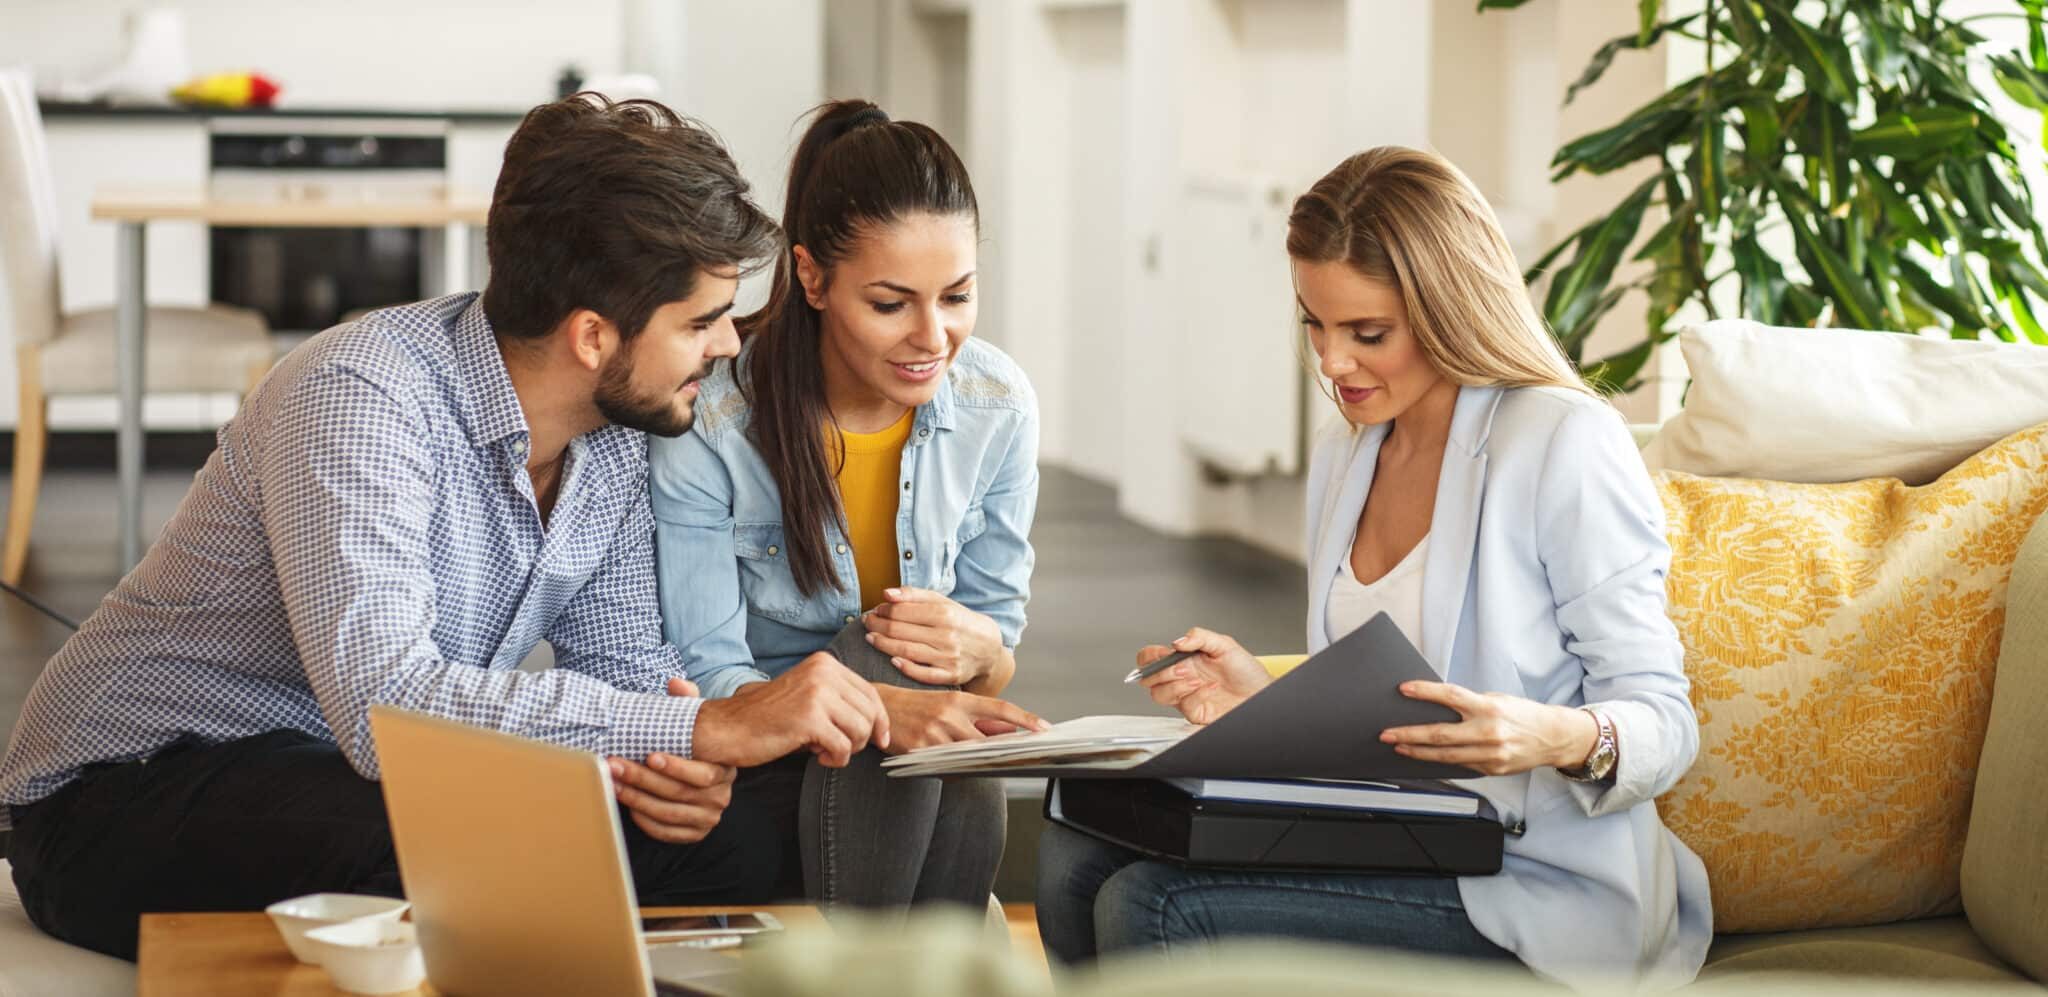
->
<box><xmin>901</xmin><ymin>481</ymin><xmax>910</xmax><ymax>491</ymax></box>
<box><xmin>902</xmin><ymin>550</ymin><xmax>914</xmax><ymax>561</ymax></box>
<box><xmin>918</xmin><ymin>428</ymin><xmax>931</xmax><ymax>439</ymax></box>
<box><xmin>844</xmin><ymin>614</ymin><xmax>857</xmax><ymax>624</ymax></box>
<box><xmin>767</xmin><ymin>545</ymin><xmax>779</xmax><ymax>556</ymax></box>
<box><xmin>836</xmin><ymin>544</ymin><xmax>848</xmax><ymax>555</ymax></box>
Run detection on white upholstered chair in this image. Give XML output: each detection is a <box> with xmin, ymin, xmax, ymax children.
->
<box><xmin>0</xmin><ymin>69</ymin><xmax>274</xmax><ymax>583</ymax></box>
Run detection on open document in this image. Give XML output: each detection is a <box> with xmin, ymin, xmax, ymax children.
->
<box><xmin>883</xmin><ymin>613</ymin><xmax>1474</xmax><ymax>782</ymax></box>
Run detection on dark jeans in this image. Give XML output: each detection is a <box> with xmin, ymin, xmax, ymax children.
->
<box><xmin>6</xmin><ymin>729</ymin><xmax>805</xmax><ymax>961</ymax></box>
<box><xmin>1035</xmin><ymin>824</ymin><xmax>1521</xmax><ymax>966</ymax></box>
<box><xmin>798</xmin><ymin>622</ymin><xmax>1007</xmax><ymax>913</ymax></box>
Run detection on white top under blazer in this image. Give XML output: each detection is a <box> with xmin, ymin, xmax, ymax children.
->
<box><xmin>1303</xmin><ymin>385</ymin><xmax>1711</xmax><ymax>991</ymax></box>
<box><xmin>1325</xmin><ymin>533</ymin><xmax>1430</xmax><ymax>658</ymax></box>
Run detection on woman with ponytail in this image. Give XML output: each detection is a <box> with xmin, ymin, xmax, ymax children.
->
<box><xmin>649</xmin><ymin>101</ymin><xmax>1043</xmax><ymax>911</ymax></box>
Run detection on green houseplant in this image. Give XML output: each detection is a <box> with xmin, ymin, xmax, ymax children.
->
<box><xmin>1481</xmin><ymin>0</ymin><xmax>2048</xmax><ymax>392</ymax></box>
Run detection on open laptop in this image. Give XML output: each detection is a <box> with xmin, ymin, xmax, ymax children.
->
<box><xmin>368</xmin><ymin>705</ymin><xmax>746</xmax><ymax>997</ymax></box>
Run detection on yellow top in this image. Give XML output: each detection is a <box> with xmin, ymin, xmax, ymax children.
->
<box><xmin>835</xmin><ymin>409</ymin><xmax>915</xmax><ymax>610</ymax></box>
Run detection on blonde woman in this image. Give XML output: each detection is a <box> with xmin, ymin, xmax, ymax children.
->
<box><xmin>1035</xmin><ymin>148</ymin><xmax>1710</xmax><ymax>989</ymax></box>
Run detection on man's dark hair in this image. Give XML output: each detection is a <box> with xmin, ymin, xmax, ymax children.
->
<box><xmin>482</xmin><ymin>93</ymin><xmax>781</xmax><ymax>341</ymax></box>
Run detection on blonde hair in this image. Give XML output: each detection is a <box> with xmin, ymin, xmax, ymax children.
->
<box><xmin>1286</xmin><ymin>146</ymin><xmax>1594</xmax><ymax>399</ymax></box>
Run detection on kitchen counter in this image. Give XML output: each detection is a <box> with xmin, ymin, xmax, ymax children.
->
<box><xmin>38</xmin><ymin>100</ymin><xmax>529</xmax><ymax>124</ymax></box>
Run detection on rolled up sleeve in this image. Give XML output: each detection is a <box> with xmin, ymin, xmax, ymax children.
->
<box><xmin>1532</xmin><ymin>403</ymin><xmax>1698</xmax><ymax>818</ymax></box>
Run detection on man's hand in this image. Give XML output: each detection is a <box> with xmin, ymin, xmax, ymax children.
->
<box><xmin>874</xmin><ymin>684</ymin><xmax>1049</xmax><ymax>754</ymax></box>
<box><xmin>691</xmin><ymin>653</ymin><xmax>891</xmax><ymax>768</ymax></box>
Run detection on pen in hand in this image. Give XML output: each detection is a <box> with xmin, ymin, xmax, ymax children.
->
<box><xmin>1123</xmin><ymin>649</ymin><xmax>1197</xmax><ymax>684</ymax></box>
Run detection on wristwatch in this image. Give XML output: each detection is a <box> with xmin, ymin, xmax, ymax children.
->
<box><xmin>1560</xmin><ymin>707</ymin><xmax>1618</xmax><ymax>783</ymax></box>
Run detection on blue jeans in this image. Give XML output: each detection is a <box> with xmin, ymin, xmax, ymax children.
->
<box><xmin>1035</xmin><ymin>824</ymin><xmax>1521</xmax><ymax>966</ymax></box>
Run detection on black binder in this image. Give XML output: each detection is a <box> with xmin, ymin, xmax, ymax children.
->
<box><xmin>1046</xmin><ymin>777</ymin><xmax>1505</xmax><ymax>876</ymax></box>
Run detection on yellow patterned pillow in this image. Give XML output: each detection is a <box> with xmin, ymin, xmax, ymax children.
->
<box><xmin>1654</xmin><ymin>422</ymin><xmax>2048</xmax><ymax>934</ymax></box>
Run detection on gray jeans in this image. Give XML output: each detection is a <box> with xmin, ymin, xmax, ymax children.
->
<box><xmin>797</xmin><ymin>622</ymin><xmax>1007</xmax><ymax>912</ymax></box>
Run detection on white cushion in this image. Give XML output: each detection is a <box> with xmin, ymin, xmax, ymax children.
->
<box><xmin>0</xmin><ymin>859</ymin><xmax>135</xmax><ymax>997</ymax></box>
<box><xmin>42</xmin><ymin>304</ymin><xmax>274</xmax><ymax>396</ymax></box>
<box><xmin>1643</xmin><ymin>320</ymin><xmax>2048</xmax><ymax>485</ymax></box>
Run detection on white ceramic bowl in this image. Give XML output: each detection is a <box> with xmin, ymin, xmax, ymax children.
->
<box><xmin>263</xmin><ymin>893</ymin><xmax>410</xmax><ymax>965</ymax></box>
<box><xmin>303</xmin><ymin>918</ymin><xmax>427</xmax><ymax>995</ymax></box>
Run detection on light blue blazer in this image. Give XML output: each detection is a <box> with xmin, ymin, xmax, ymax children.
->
<box><xmin>1304</xmin><ymin>384</ymin><xmax>1711</xmax><ymax>990</ymax></box>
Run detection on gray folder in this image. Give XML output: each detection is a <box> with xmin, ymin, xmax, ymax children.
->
<box><xmin>967</xmin><ymin>613</ymin><xmax>1471</xmax><ymax>781</ymax></box>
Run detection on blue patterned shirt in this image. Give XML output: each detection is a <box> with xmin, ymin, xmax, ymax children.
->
<box><xmin>0</xmin><ymin>293</ymin><xmax>700</xmax><ymax>824</ymax></box>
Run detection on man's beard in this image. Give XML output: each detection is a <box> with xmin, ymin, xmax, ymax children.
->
<box><xmin>594</xmin><ymin>353</ymin><xmax>710</xmax><ymax>438</ymax></box>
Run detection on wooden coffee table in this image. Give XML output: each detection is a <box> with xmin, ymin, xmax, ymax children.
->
<box><xmin>135</xmin><ymin>905</ymin><xmax>826</xmax><ymax>996</ymax></box>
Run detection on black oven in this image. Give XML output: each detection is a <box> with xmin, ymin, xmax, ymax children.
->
<box><xmin>207</xmin><ymin>120</ymin><xmax>448</xmax><ymax>335</ymax></box>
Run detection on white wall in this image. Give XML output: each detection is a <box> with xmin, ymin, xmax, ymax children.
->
<box><xmin>1049</xmin><ymin>5</ymin><xmax>1128</xmax><ymax>482</ymax></box>
<box><xmin>858</xmin><ymin>0</ymin><xmax>1681</xmax><ymax>564</ymax></box>
<box><xmin>669</xmin><ymin>0</ymin><xmax>825</xmax><ymax>314</ymax></box>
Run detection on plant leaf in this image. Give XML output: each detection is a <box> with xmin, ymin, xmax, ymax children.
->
<box><xmin>1866</xmin><ymin>240</ymin><xmax>1907</xmax><ymax>326</ymax></box>
<box><xmin>1995</xmin><ymin>276</ymin><xmax>2048</xmax><ymax>344</ymax></box>
<box><xmin>1895</xmin><ymin>252</ymin><xmax>1987</xmax><ymax>330</ymax></box>
<box><xmin>1849</xmin><ymin>107</ymin><xmax>1979</xmax><ymax>159</ymax></box>
<box><xmin>1553</xmin><ymin>109</ymin><xmax>1694</xmax><ymax>177</ymax></box>
<box><xmin>1761</xmin><ymin>0</ymin><xmax>1856</xmax><ymax>101</ymax></box>
<box><xmin>1565</xmin><ymin>14</ymin><xmax>1702</xmax><ymax>105</ymax></box>
<box><xmin>1583</xmin><ymin>338</ymin><xmax>1659</xmax><ymax>395</ymax></box>
<box><xmin>1862</xmin><ymin>160</ymin><xmax>1937</xmax><ymax>246</ymax></box>
<box><xmin>1992</xmin><ymin>55</ymin><xmax>2048</xmax><ymax>111</ymax></box>
<box><xmin>1544</xmin><ymin>177</ymin><xmax>1658</xmax><ymax>343</ymax></box>
<box><xmin>2027</xmin><ymin>0</ymin><xmax>2048</xmax><ymax>70</ymax></box>
<box><xmin>1731</xmin><ymin>230</ymin><xmax>1789</xmax><ymax>324</ymax></box>
<box><xmin>1737</xmin><ymin>97</ymin><xmax>1782</xmax><ymax>166</ymax></box>
<box><xmin>1693</xmin><ymin>116</ymin><xmax>1728</xmax><ymax>225</ymax></box>
<box><xmin>1858</xmin><ymin>10</ymin><xmax>1908</xmax><ymax>87</ymax></box>
<box><xmin>1764</xmin><ymin>171</ymin><xmax>1887</xmax><ymax>328</ymax></box>
<box><xmin>1633</xmin><ymin>211</ymin><xmax>1687</xmax><ymax>263</ymax></box>
<box><xmin>1802</xmin><ymin>100</ymin><xmax>1851</xmax><ymax>208</ymax></box>
<box><xmin>1722</xmin><ymin>0</ymin><xmax>1763</xmax><ymax>50</ymax></box>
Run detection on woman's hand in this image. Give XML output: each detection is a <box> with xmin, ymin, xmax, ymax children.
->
<box><xmin>873</xmin><ymin>684</ymin><xmax>1049</xmax><ymax>755</ymax></box>
<box><xmin>1136</xmin><ymin>628</ymin><xmax>1273</xmax><ymax>725</ymax></box>
<box><xmin>863</xmin><ymin>588</ymin><xmax>1007</xmax><ymax>688</ymax></box>
<box><xmin>1379</xmin><ymin>681</ymin><xmax>1601</xmax><ymax>776</ymax></box>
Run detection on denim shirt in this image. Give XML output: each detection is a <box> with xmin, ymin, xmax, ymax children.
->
<box><xmin>648</xmin><ymin>337</ymin><xmax>1039</xmax><ymax>699</ymax></box>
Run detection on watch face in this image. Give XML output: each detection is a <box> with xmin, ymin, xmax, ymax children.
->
<box><xmin>1590</xmin><ymin>743</ymin><xmax>1617</xmax><ymax>779</ymax></box>
<box><xmin>1585</xmin><ymin>712</ymin><xmax>1617</xmax><ymax>779</ymax></box>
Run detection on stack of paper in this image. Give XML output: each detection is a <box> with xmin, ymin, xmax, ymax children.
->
<box><xmin>881</xmin><ymin>715</ymin><xmax>1198</xmax><ymax>777</ymax></box>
